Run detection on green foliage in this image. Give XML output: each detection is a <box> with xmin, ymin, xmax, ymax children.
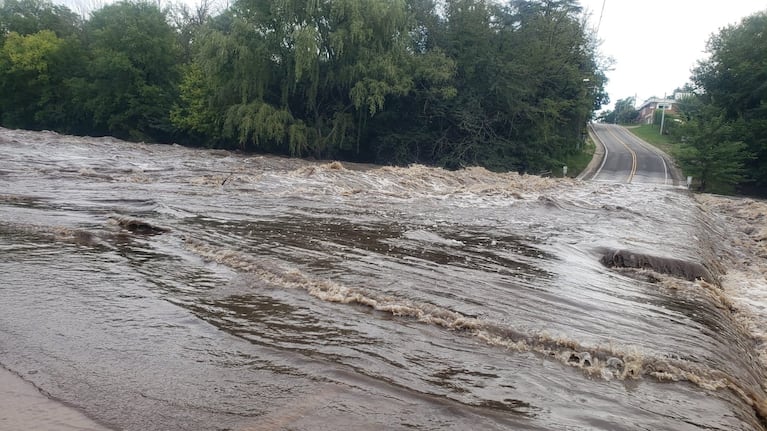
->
<box><xmin>627</xmin><ymin>124</ymin><xmax>675</xmax><ymax>156</ymax></box>
<box><xmin>170</xmin><ymin>0</ymin><xmax>607</xmax><ymax>166</ymax></box>
<box><xmin>562</xmin><ymin>137</ymin><xmax>595</xmax><ymax>177</ymax></box>
<box><xmin>0</xmin><ymin>30</ymin><xmax>60</xmax><ymax>127</ymax></box>
<box><xmin>692</xmin><ymin>10</ymin><xmax>767</xmax><ymax>192</ymax></box>
<box><xmin>0</xmin><ymin>0</ymin><xmax>82</xmax><ymax>41</ymax></box>
<box><xmin>167</xmin><ymin>0</ymin><xmax>214</xmax><ymax>63</ymax></box>
<box><xmin>1</xmin><ymin>0</ymin><xmax>608</xmax><ymax>174</ymax></box>
<box><xmin>671</xmin><ymin>108</ymin><xmax>751</xmax><ymax>194</ymax></box>
<box><xmin>79</xmin><ymin>1</ymin><xmax>181</xmax><ymax>141</ymax></box>
<box><xmin>0</xmin><ymin>0</ymin><xmax>85</xmax><ymax>130</ymax></box>
<box><xmin>0</xmin><ymin>29</ymin><xmax>83</xmax><ymax>129</ymax></box>
<box><xmin>170</xmin><ymin>62</ymin><xmax>220</xmax><ymax>143</ymax></box>
<box><xmin>599</xmin><ymin>97</ymin><xmax>638</xmax><ymax>124</ymax></box>
<box><xmin>368</xmin><ymin>0</ymin><xmax>606</xmax><ymax>171</ymax></box>
<box><xmin>177</xmin><ymin>0</ymin><xmax>420</xmax><ymax>157</ymax></box>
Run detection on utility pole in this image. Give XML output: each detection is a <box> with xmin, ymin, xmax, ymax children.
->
<box><xmin>659</xmin><ymin>103</ymin><xmax>666</xmax><ymax>135</ymax></box>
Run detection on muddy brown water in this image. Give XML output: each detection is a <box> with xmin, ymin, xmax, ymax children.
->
<box><xmin>1</xmin><ymin>127</ymin><xmax>766</xmax><ymax>430</ymax></box>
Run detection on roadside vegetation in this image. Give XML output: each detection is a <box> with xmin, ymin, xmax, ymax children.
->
<box><xmin>626</xmin><ymin>124</ymin><xmax>675</xmax><ymax>158</ymax></box>
<box><xmin>598</xmin><ymin>97</ymin><xmax>638</xmax><ymax>125</ymax></box>
<box><xmin>562</xmin><ymin>137</ymin><xmax>595</xmax><ymax>177</ymax></box>
<box><xmin>0</xmin><ymin>0</ymin><xmax>608</xmax><ymax>175</ymax></box>
<box><xmin>620</xmin><ymin>11</ymin><xmax>767</xmax><ymax>196</ymax></box>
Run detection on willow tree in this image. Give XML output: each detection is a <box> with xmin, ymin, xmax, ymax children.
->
<box><xmin>172</xmin><ymin>0</ymin><xmax>605</xmax><ymax>170</ymax></box>
<box><xmin>175</xmin><ymin>0</ymin><xmax>419</xmax><ymax>158</ymax></box>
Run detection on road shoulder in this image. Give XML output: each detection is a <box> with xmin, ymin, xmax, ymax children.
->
<box><xmin>577</xmin><ymin>124</ymin><xmax>606</xmax><ymax>180</ymax></box>
<box><xmin>0</xmin><ymin>366</ymin><xmax>112</xmax><ymax>431</ymax></box>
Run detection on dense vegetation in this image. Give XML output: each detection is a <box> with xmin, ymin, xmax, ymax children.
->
<box><xmin>0</xmin><ymin>0</ymin><xmax>607</xmax><ymax>172</ymax></box>
<box><xmin>598</xmin><ymin>96</ymin><xmax>637</xmax><ymax>125</ymax></box>
<box><xmin>671</xmin><ymin>10</ymin><xmax>767</xmax><ymax>195</ymax></box>
<box><xmin>620</xmin><ymin>11</ymin><xmax>766</xmax><ymax>195</ymax></box>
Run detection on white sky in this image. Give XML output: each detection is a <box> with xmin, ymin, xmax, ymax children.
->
<box><xmin>579</xmin><ymin>0</ymin><xmax>765</xmax><ymax>111</ymax></box>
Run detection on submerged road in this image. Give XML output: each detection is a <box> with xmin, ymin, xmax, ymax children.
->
<box><xmin>584</xmin><ymin>123</ymin><xmax>682</xmax><ymax>185</ymax></box>
<box><xmin>3</xmin><ymin>129</ymin><xmax>767</xmax><ymax>430</ymax></box>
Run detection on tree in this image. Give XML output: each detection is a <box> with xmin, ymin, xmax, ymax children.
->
<box><xmin>0</xmin><ymin>30</ymin><xmax>84</xmax><ymax>129</ymax></box>
<box><xmin>172</xmin><ymin>0</ymin><xmax>606</xmax><ymax>169</ymax></box>
<box><xmin>0</xmin><ymin>30</ymin><xmax>62</xmax><ymax>127</ymax></box>
<box><xmin>0</xmin><ymin>0</ymin><xmax>82</xmax><ymax>42</ymax></box>
<box><xmin>176</xmin><ymin>0</ymin><xmax>419</xmax><ymax>157</ymax></box>
<box><xmin>398</xmin><ymin>0</ymin><xmax>606</xmax><ymax>171</ymax></box>
<box><xmin>693</xmin><ymin>10</ymin><xmax>767</xmax><ymax>192</ymax></box>
<box><xmin>0</xmin><ymin>0</ymin><xmax>608</xmax><ymax>173</ymax></box>
<box><xmin>168</xmin><ymin>0</ymin><xmax>215</xmax><ymax>63</ymax></box>
<box><xmin>504</xmin><ymin>0</ymin><xmax>605</xmax><ymax>166</ymax></box>
<box><xmin>672</xmin><ymin>106</ymin><xmax>751</xmax><ymax>193</ymax></box>
<box><xmin>600</xmin><ymin>96</ymin><xmax>637</xmax><ymax>124</ymax></box>
<box><xmin>170</xmin><ymin>61</ymin><xmax>221</xmax><ymax>144</ymax></box>
<box><xmin>76</xmin><ymin>1</ymin><xmax>180</xmax><ymax>141</ymax></box>
<box><xmin>0</xmin><ymin>0</ymin><xmax>84</xmax><ymax>130</ymax></box>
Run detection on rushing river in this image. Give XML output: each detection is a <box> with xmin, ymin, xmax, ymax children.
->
<box><xmin>1</xmin><ymin>127</ymin><xmax>766</xmax><ymax>431</ymax></box>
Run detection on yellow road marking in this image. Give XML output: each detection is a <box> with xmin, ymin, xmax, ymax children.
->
<box><xmin>605</xmin><ymin>126</ymin><xmax>637</xmax><ymax>183</ymax></box>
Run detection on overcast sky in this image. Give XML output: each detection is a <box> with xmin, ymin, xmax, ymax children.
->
<box><xmin>578</xmin><ymin>0</ymin><xmax>765</xmax><ymax>111</ymax></box>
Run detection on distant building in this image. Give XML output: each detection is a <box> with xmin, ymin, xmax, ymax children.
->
<box><xmin>637</xmin><ymin>97</ymin><xmax>677</xmax><ymax>124</ymax></box>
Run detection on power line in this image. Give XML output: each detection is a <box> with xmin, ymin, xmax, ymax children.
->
<box><xmin>596</xmin><ymin>0</ymin><xmax>606</xmax><ymax>34</ymax></box>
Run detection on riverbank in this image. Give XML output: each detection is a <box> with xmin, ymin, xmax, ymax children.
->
<box><xmin>0</xmin><ymin>366</ymin><xmax>111</xmax><ymax>431</ymax></box>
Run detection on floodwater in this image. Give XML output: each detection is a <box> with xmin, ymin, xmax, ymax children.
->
<box><xmin>1</xmin><ymin>127</ymin><xmax>766</xmax><ymax>430</ymax></box>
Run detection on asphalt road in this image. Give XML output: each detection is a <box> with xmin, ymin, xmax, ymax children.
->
<box><xmin>584</xmin><ymin>123</ymin><xmax>682</xmax><ymax>185</ymax></box>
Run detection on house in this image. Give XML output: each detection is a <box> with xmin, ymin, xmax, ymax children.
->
<box><xmin>637</xmin><ymin>97</ymin><xmax>677</xmax><ymax>124</ymax></box>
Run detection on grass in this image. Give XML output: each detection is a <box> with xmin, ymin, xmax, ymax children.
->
<box><xmin>560</xmin><ymin>137</ymin><xmax>596</xmax><ymax>177</ymax></box>
<box><xmin>625</xmin><ymin>124</ymin><xmax>677</xmax><ymax>156</ymax></box>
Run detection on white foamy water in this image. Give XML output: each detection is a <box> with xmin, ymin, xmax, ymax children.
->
<box><xmin>696</xmin><ymin>195</ymin><xmax>767</xmax><ymax>373</ymax></box>
<box><xmin>1</xmin><ymin>127</ymin><xmax>766</xmax><ymax>430</ymax></box>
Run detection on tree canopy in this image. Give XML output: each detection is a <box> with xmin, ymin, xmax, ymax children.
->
<box><xmin>599</xmin><ymin>96</ymin><xmax>637</xmax><ymax>124</ymax></box>
<box><xmin>673</xmin><ymin>10</ymin><xmax>767</xmax><ymax>194</ymax></box>
<box><xmin>80</xmin><ymin>1</ymin><xmax>181</xmax><ymax>141</ymax></box>
<box><xmin>0</xmin><ymin>0</ymin><xmax>608</xmax><ymax>173</ymax></box>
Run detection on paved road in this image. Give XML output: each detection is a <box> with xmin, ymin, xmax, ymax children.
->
<box><xmin>584</xmin><ymin>123</ymin><xmax>681</xmax><ymax>185</ymax></box>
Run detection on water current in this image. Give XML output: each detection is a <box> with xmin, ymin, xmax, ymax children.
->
<box><xmin>1</xmin><ymin>127</ymin><xmax>766</xmax><ymax>430</ymax></box>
